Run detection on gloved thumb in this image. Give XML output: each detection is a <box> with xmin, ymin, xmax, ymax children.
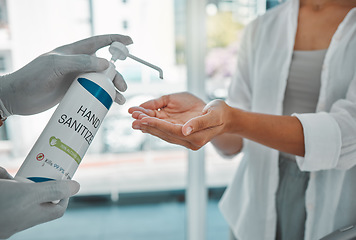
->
<box><xmin>34</xmin><ymin>180</ymin><xmax>80</xmax><ymax>203</ymax></box>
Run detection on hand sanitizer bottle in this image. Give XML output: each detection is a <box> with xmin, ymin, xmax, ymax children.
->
<box><xmin>15</xmin><ymin>42</ymin><xmax>163</xmax><ymax>183</ymax></box>
<box><xmin>15</xmin><ymin>62</ymin><xmax>116</xmax><ymax>183</ymax></box>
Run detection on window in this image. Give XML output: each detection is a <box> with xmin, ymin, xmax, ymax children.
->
<box><xmin>0</xmin><ymin>0</ymin><xmax>8</xmax><ymax>28</ymax></box>
<box><xmin>267</xmin><ymin>0</ymin><xmax>286</xmax><ymax>9</ymax></box>
<box><xmin>122</xmin><ymin>19</ymin><xmax>128</xmax><ymax>29</ymax></box>
<box><xmin>0</xmin><ymin>51</ymin><xmax>12</xmax><ymax>73</ymax></box>
<box><xmin>0</xmin><ymin>56</ymin><xmax>6</xmax><ymax>71</ymax></box>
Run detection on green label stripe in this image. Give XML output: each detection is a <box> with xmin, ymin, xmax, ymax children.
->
<box><xmin>49</xmin><ymin>136</ymin><xmax>82</xmax><ymax>164</ymax></box>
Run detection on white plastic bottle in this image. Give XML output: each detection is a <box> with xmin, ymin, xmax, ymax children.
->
<box><xmin>15</xmin><ymin>63</ymin><xmax>116</xmax><ymax>182</ymax></box>
<box><xmin>15</xmin><ymin>41</ymin><xmax>163</xmax><ymax>183</ymax></box>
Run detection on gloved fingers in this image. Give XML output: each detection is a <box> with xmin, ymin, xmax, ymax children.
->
<box><xmin>113</xmin><ymin>71</ymin><xmax>127</xmax><ymax>92</ymax></box>
<box><xmin>114</xmin><ymin>92</ymin><xmax>126</xmax><ymax>105</ymax></box>
<box><xmin>34</xmin><ymin>180</ymin><xmax>80</xmax><ymax>203</ymax></box>
<box><xmin>53</xmin><ymin>54</ymin><xmax>109</xmax><ymax>76</ymax></box>
<box><xmin>0</xmin><ymin>167</ymin><xmax>13</xmax><ymax>179</ymax></box>
<box><xmin>40</xmin><ymin>197</ymin><xmax>69</xmax><ymax>211</ymax></box>
<box><xmin>39</xmin><ymin>198</ymin><xmax>69</xmax><ymax>222</ymax></box>
<box><xmin>57</xmin><ymin>197</ymin><xmax>70</xmax><ymax>209</ymax></box>
<box><xmin>55</xmin><ymin>34</ymin><xmax>133</xmax><ymax>55</ymax></box>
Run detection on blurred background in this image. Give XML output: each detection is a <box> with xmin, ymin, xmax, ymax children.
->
<box><xmin>0</xmin><ymin>0</ymin><xmax>284</xmax><ymax>239</ymax></box>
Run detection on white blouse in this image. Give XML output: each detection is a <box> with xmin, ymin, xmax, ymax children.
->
<box><xmin>281</xmin><ymin>49</ymin><xmax>326</xmax><ymax>161</ymax></box>
<box><xmin>219</xmin><ymin>0</ymin><xmax>356</xmax><ymax>239</ymax></box>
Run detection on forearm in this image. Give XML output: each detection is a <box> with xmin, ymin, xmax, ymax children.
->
<box><xmin>211</xmin><ymin>133</ymin><xmax>243</xmax><ymax>157</ymax></box>
<box><xmin>227</xmin><ymin>107</ymin><xmax>305</xmax><ymax>157</ymax></box>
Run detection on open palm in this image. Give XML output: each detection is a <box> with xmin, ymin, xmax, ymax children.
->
<box><xmin>129</xmin><ymin>92</ymin><xmax>206</xmax><ymax>125</ymax></box>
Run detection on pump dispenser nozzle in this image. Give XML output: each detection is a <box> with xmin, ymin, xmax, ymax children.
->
<box><xmin>109</xmin><ymin>42</ymin><xmax>164</xmax><ymax>79</ymax></box>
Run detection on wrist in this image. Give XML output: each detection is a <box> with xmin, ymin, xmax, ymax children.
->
<box><xmin>0</xmin><ymin>99</ymin><xmax>10</xmax><ymax>127</ymax></box>
<box><xmin>0</xmin><ymin>76</ymin><xmax>11</xmax><ymax>121</ymax></box>
<box><xmin>224</xmin><ymin>105</ymin><xmax>245</xmax><ymax>135</ymax></box>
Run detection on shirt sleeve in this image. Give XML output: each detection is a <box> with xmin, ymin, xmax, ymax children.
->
<box><xmin>294</xmin><ymin>75</ymin><xmax>356</xmax><ymax>171</ymax></box>
<box><xmin>227</xmin><ymin>21</ymin><xmax>258</xmax><ymax>111</ymax></box>
<box><xmin>225</xmin><ymin>20</ymin><xmax>260</xmax><ymax>158</ymax></box>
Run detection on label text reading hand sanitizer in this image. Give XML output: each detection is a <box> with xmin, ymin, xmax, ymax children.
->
<box><xmin>57</xmin><ymin>105</ymin><xmax>101</xmax><ymax>145</ymax></box>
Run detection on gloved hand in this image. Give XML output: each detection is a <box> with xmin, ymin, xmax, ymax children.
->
<box><xmin>0</xmin><ymin>167</ymin><xmax>80</xmax><ymax>239</ymax></box>
<box><xmin>0</xmin><ymin>34</ymin><xmax>133</xmax><ymax>117</ymax></box>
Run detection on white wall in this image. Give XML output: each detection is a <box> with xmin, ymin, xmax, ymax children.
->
<box><xmin>4</xmin><ymin>0</ymin><xmax>177</xmax><ymax>157</ymax></box>
<box><xmin>92</xmin><ymin>0</ymin><xmax>176</xmax><ymax>84</ymax></box>
<box><xmin>6</xmin><ymin>0</ymin><xmax>91</xmax><ymax>156</ymax></box>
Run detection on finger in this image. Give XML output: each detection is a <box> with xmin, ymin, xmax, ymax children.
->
<box><xmin>55</xmin><ymin>54</ymin><xmax>109</xmax><ymax>75</ymax></box>
<box><xmin>132</xmin><ymin>119</ymin><xmax>141</xmax><ymax>130</ymax></box>
<box><xmin>140</xmin><ymin>117</ymin><xmax>184</xmax><ymax>136</ymax></box>
<box><xmin>113</xmin><ymin>71</ymin><xmax>127</xmax><ymax>92</ymax></box>
<box><xmin>0</xmin><ymin>167</ymin><xmax>13</xmax><ymax>179</ymax></box>
<box><xmin>138</xmin><ymin>120</ymin><xmax>196</xmax><ymax>150</ymax></box>
<box><xmin>139</xmin><ymin>95</ymin><xmax>169</xmax><ymax>110</ymax></box>
<box><xmin>130</xmin><ymin>110</ymin><xmax>140</xmax><ymax>119</ymax></box>
<box><xmin>57</xmin><ymin>34</ymin><xmax>133</xmax><ymax>55</ymax></box>
<box><xmin>131</xmin><ymin>112</ymin><xmax>149</xmax><ymax>122</ymax></box>
<box><xmin>34</xmin><ymin>180</ymin><xmax>80</xmax><ymax>203</ymax></box>
<box><xmin>128</xmin><ymin>106</ymin><xmax>140</xmax><ymax>114</ymax></box>
<box><xmin>144</xmin><ymin>127</ymin><xmax>194</xmax><ymax>149</ymax></box>
<box><xmin>137</xmin><ymin>111</ymin><xmax>154</xmax><ymax>120</ymax></box>
<box><xmin>128</xmin><ymin>107</ymin><xmax>156</xmax><ymax>117</ymax></box>
<box><xmin>114</xmin><ymin>92</ymin><xmax>126</xmax><ymax>105</ymax></box>
<box><xmin>39</xmin><ymin>198</ymin><xmax>69</xmax><ymax>222</ymax></box>
<box><xmin>57</xmin><ymin>197</ymin><xmax>69</xmax><ymax>209</ymax></box>
<box><xmin>132</xmin><ymin>114</ymin><xmax>151</xmax><ymax>129</ymax></box>
<box><xmin>130</xmin><ymin>110</ymin><xmax>145</xmax><ymax>119</ymax></box>
<box><xmin>133</xmin><ymin>117</ymin><xmax>206</xmax><ymax>150</ymax></box>
<box><xmin>182</xmin><ymin>111</ymin><xmax>222</xmax><ymax>136</ymax></box>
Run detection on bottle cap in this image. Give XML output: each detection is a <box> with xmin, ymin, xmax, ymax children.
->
<box><xmin>109</xmin><ymin>42</ymin><xmax>129</xmax><ymax>61</ymax></box>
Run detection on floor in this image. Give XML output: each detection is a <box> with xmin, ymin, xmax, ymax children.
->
<box><xmin>9</xmin><ymin>189</ymin><xmax>230</xmax><ymax>240</ymax></box>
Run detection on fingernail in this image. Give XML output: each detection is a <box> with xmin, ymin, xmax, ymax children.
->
<box><xmin>116</xmin><ymin>95</ymin><xmax>126</xmax><ymax>105</ymax></box>
<box><xmin>132</xmin><ymin>125</ymin><xmax>141</xmax><ymax>130</ymax></box>
<box><xmin>69</xmin><ymin>180</ymin><xmax>80</xmax><ymax>195</ymax></box>
<box><xmin>120</xmin><ymin>80</ymin><xmax>128</xmax><ymax>92</ymax></box>
<box><xmin>184</xmin><ymin>126</ymin><xmax>193</xmax><ymax>136</ymax></box>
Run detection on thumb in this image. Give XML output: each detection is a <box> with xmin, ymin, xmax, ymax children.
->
<box><xmin>182</xmin><ymin>116</ymin><xmax>205</xmax><ymax>136</ymax></box>
<box><xmin>181</xmin><ymin>114</ymin><xmax>214</xmax><ymax>137</ymax></box>
<box><xmin>182</xmin><ymin>102</ymin><xmax>224</xmax><ymax>136</ymax></box>
<box><xmin>34</xmin><ymin>180</ymin><xmax>80</xmax><ymax>203</ymax></box>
